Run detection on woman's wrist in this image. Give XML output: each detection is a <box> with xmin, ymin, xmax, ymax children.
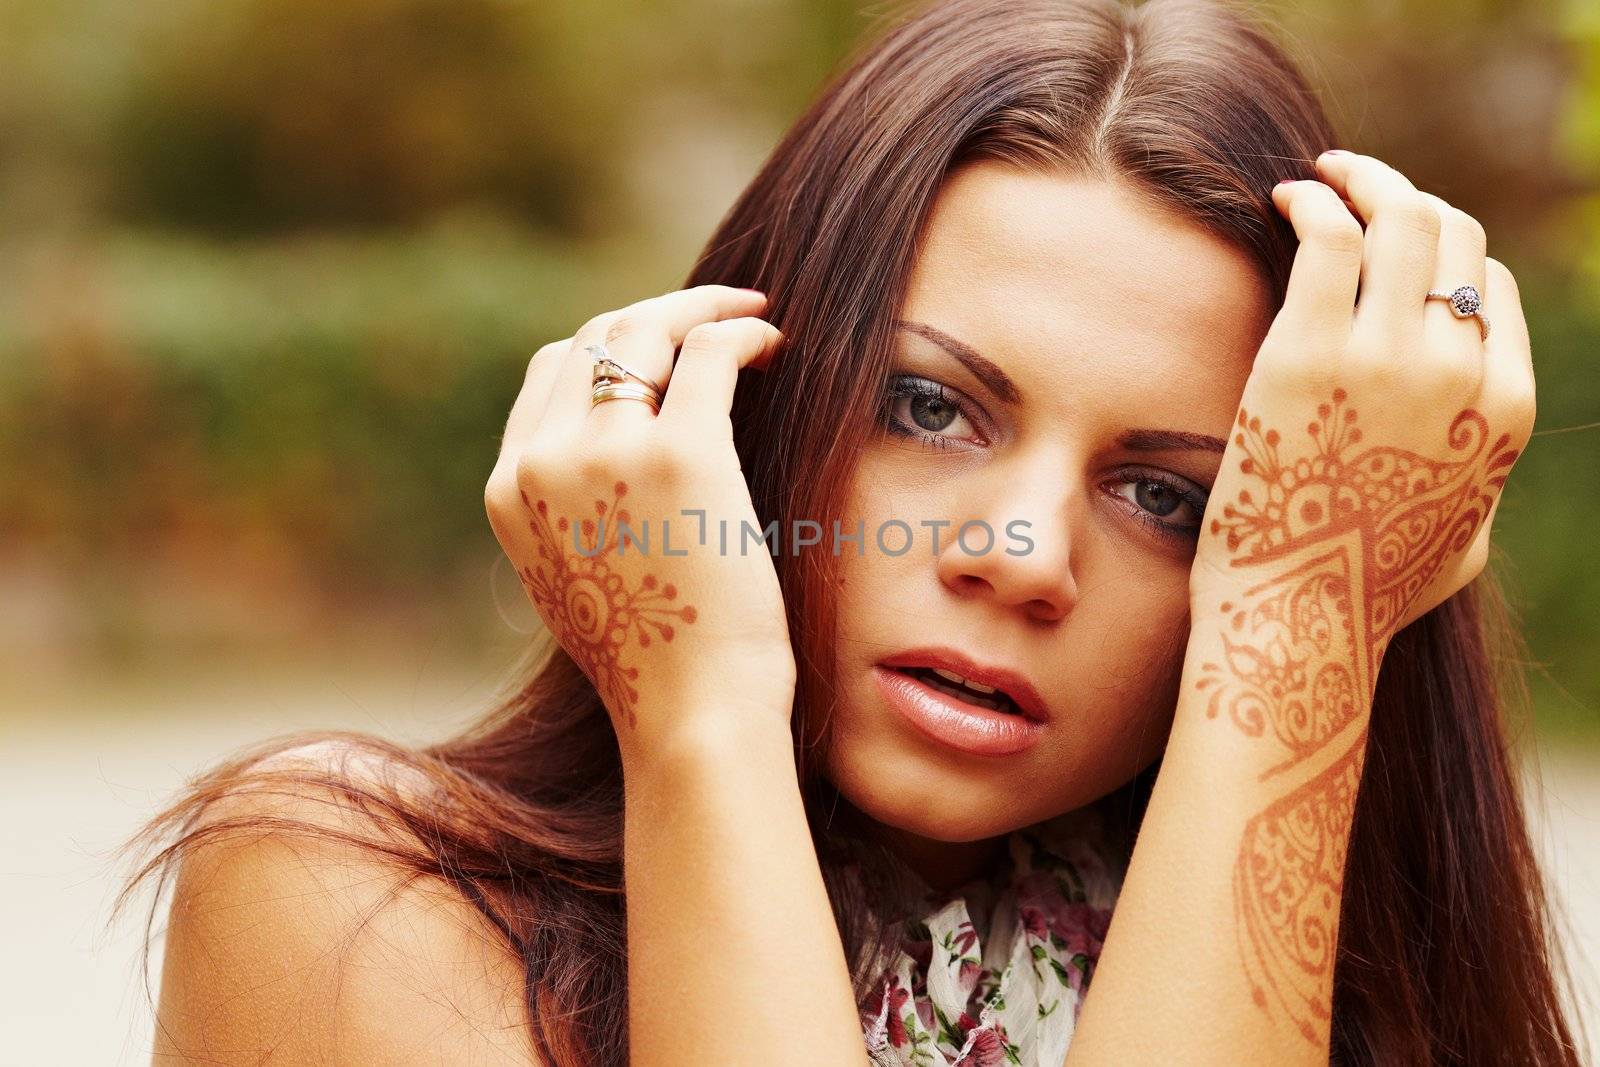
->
<box><xmin>1184</xmin><ymin>573</ymin><xmax>1378</xmax><ymax>724</ymax></box>
<box><xmin>618</xmin><ymin>669</ymin><xmax>867</xmax><ymax>1067</ymax></box>
<box><xmin>619</xmin><ymin>672</ymin><xmax>797</xmax><ymax>783</ymax></box>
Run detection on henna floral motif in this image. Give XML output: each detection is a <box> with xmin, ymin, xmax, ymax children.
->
<box><xmin>1208</xmin><ymin>388</ymin><xmax>1517</xmax><ymax>636</ymax></box>
<box><xmin>516</xmin><ymin>480</ymin><xmax>696</xmax><ymax>729</ymax></box>
<box><xmin>1231</xmin><ymin>724</ymin><xmax>1366</xmax><ymax>1044</ymax></box>
<box><xmin>1193</xmin><ymin>388</ymin><xmax>1516</xmax><ymax>1044</ymax></box>
<box><xmin>1196</xmin><ymin>565</ymin><xmax>1361</xmax><ymax>773</ymax></box>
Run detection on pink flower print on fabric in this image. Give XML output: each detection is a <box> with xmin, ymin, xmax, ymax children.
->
<box><xmin>861</xmin><ymin>806</ymin><xmax>1126</xmax><ymax>1067</ymax></box>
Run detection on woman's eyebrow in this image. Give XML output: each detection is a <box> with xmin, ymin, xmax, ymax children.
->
<box><xmin>1116</xmin><ymin>429</ymin><xmax>1229</xmax><ymax>454</ymax></box>
<box><xmin>894</xmin><ymin>320</ymin><xmax>1227</xmax><ymax>454</ymax></box>
<box><xmin>893</xmin><ymin>320</ymin><xmax>1020</xmax><ymax>404</ymax></box>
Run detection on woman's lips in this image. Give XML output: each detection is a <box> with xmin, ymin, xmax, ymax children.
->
<box><xmin>877</xmin><ymin>646</ymin><xmax>1051</xmax><ymax>722</ymax></box>
<box><xmin>873</xmin><ymin>666</ymin><xmax>1046</xmax><ymax>757</ymax></box>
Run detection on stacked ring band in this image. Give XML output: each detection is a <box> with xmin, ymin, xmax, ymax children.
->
<box><xmin>1425</xmin><ymin>284</ymin><xmax>1491</xmax><ymax>342</ymax></box>
<box><xmin>591</xmin><ymin>380</ymin><xmax>662</xmax><ymax>413</ymax></box>
<box><xmin>586</xmin><ymin>341</ymin><xmax>664</xmax><ymax>411</ymax></box>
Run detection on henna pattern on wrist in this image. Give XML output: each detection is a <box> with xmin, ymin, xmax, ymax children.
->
<box><xmin>1192</xmin><ymin>388</ymin><xmax>1516</xmax><ymax>1044</ymax></box>
<box><xmin>516</xmin><ymin>480</ymin><xmax>696</xmax><ymax>729</ymax></box>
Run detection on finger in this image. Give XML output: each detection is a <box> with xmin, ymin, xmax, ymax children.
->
<box><xmin>497</xmin><ymin>338</ymin><xmax>574</xmax><ymax>462</ymax></box>
<box><xmin>545</xmin><ymin>285</ymin><xmax>769</xmax><ymax>439</ymax></box>
<box><xmin>1269</xmin><ymin>179</ymin><xmax>1363</xmax><ymax>344</ymax></box>
<box><xmin>1314</xmin><ymin>150</ymin><xmax>1440</xmax><ymax>337</ymax></box>
<box><xmin>1418</xmin><ymin>192</ymin><xmax>1490</xmax><ymax>360</ymax></box>
<box><xmin>1478</xmin><ymin>256</ymin><xmax>1536</xmax><ymax>432</ymax></box>
<box><xmin>485</xmin><ymin>338</ymin><xmax>571</xmax><ymax>549</ymax></box>
<box><xmin>657</xmin><ymin>317</ymin><xmax>785</xmax><ymax>433</ymax></box>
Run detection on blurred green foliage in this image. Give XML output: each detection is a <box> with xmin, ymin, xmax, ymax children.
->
<box><xmin>0</xmin><ymin>220</ymin><xmax>574</xmax><ymax>581</ymax></box>
<box><xmin>0</xmin><ymin>0</ymin><xmax>1595</xmax><ymax>735</ymax></box>
<box><xmin>109</xmin><ymin>0</ymin><xmax>576</xmax><ymax>232</ymax></box>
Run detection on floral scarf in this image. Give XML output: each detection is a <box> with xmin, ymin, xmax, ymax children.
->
<box><xmin>856</xmin><ymin>806</ymin><xmax>1127</xmax><ymax>1067</ymax></box>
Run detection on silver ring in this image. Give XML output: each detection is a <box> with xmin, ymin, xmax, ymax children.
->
<box><xmin>585</xmin><ymin>343</ymin><xmax>663</xmax><ymax>394</ymax></box>
<box><xmin>1426</xmin><ymin>285</ymin><xmax>1490</xmax><ymax>342</ymax></box>
<box><xmin>590</xmin><ymin>380</ymin><xmax>662</xmax><ymax>414</ymax></box>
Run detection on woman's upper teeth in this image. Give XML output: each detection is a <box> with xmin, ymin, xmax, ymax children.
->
<box><xmin>931</xmin><ymin>667</ymin><xmax>999</xmax><ymax>695</ymax></box>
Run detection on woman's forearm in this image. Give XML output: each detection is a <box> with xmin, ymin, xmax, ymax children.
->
<box><xmin>622</xmin><ymin>708</ymin><xmax>870</xmax><ymax>1067</ymax></box>
<box><xmin>1066</xmin><ymin>559</ymin><xmax>1385</xmax><ymax>1065</ymax></box>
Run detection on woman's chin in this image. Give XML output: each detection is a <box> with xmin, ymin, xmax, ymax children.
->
<box><xmin>821</xmin><ymin>737</ymin><xmax>1043</xmax><ymax>843</ymax></box>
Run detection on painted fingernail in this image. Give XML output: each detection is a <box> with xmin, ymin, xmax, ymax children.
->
<box><xmin>1277</xmin><ymin>178</ymin><xmax>1296</xmax><ymax>186</ymax></box>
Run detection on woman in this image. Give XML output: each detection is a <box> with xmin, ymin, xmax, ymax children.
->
<box><xmin>118</xmin><ymin>0</ymin><xmax>1583</xmax><ymax>1063</ymax></box>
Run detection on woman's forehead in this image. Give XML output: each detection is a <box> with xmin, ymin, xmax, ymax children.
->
<box><xmin>903</xmin><ymin>162</ymin><xmax>1272</xmax><ymax>369</ymax></box>
<box><xmin>895</xmin><ymin>177</ymin><xmax>1267</xmax><ymax>426</ymax></box>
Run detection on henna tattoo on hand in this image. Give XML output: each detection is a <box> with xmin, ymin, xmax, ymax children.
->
<box><xmin>516</xmin><ymin>480</ymin><xmax>697</xmax><ymax>729</ymax></box>
<box><xmin>1192</xmin><ymin>388</ymin><xmax>1516</xmax><ymax>1044</ymax></box>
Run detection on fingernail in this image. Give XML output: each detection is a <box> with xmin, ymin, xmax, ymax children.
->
<box><xmin>1276</xmin><ymin>178</ymin><xmax>1296</xmax><ymax>186</ymax></box>
<box><xmin>737</xmin><ymin>287</ymin><xmax>766</xmax><ymax>296</ymax></box>
<box><xmin>1321</xmin><ymin>149</ymin><xmax>1351</xmax><ymax>158</ymax></box>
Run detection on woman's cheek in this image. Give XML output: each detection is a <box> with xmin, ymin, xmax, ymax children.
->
<box><xmin>1100</xmin><ymin>608</ymin><xmax>1191</xmax><ymax>773</ymax></box>
<box><xmin>1035</xmin><ymin>577</ymin><xmax>1191</xmax><ymax>783</ymax></box>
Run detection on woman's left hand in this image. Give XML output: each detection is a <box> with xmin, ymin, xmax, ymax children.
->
<box><xmin>1190</xmin><ymin>149</ymin><xmax>1536</xmax><ymax>646</ymax></box>
<box><xmin>1150</xmin><ymin>154</ymin><xmax>1536</xmax><ymax>1050</ymax></box>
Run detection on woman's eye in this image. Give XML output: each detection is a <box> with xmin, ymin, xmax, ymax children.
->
<box><xmin>879</xmin><ymin>375</ymin><xmax>981</xmax><ymax>447</ymax></box>
<box><xmin>1109</xmin><ymin>474</ymin><xmax>1209</xmax><ymax>541</ymax></box>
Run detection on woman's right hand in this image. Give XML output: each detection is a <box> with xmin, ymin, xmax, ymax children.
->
<box><xmin>484</xmin><ymin>284</ymin><xmax>796</xmax><ymax>769</ymax></box>
<box><xmin>1189</xmin><ymin>154</ymin><xmax>1534</xmax><ymax>640</ymax></box>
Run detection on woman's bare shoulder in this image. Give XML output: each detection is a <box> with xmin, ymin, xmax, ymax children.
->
<box><xmin>152</xmin><ymin>738</ymin><xmax>545</xmax><ymax>1065</ymax></box>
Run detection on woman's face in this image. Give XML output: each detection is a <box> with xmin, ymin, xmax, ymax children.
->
<box><xmin>825</xmin><ymin>160</ymin><xmax>1274</xmax><ymax>880</ymax></box>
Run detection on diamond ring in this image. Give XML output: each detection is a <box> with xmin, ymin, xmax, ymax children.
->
<box><xmin>1425</xmin><ymin>284</ymin><xmax>1490</xmax><ymax>342</ymax></box>
<box><xmin>585</xmin><ymin>343</ymin><xmax>663</xmax><ymax>394</ymax></box>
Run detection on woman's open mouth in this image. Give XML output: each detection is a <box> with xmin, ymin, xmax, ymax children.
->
<box><xmin>873</xmin><ymin>664</ymin><xmax>1046</xmax><ymax>757</ymax></box>
<box><xmin>895</xmin><ymin>665</ymin><xmax>1025</xmax><ymax>715</ymax></box>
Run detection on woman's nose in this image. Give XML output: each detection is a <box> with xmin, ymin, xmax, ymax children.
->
<box><xmin>933</xmin><ymin>490</ymin><xmax>1080</xmax><ymax>623</ymax></box>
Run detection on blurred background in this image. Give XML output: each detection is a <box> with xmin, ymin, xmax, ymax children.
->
<box><xmin>0</xmin><ymin>0</ymin><xmax>1596</xmax><ymax>1062</ymax></box>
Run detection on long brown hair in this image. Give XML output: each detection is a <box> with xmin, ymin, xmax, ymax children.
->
<box><xmin>114</xmin><ymin>1</ymin><xmax>1586</xmax><ymax>1063</ymax></box>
